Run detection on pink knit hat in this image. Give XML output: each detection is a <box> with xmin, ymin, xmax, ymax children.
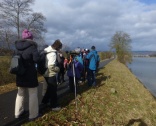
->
<box><xmin>22</xmin><ymin>29</ymin><xmax>33</xmax><ymax>40</ymax></box>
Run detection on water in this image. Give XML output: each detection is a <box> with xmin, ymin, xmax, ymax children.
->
<box><xmin>128</xmin><ymin>57</ymin><xmax>156</xmax><ymax>97</ymax></box>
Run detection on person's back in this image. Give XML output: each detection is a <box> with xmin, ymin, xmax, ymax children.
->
<box><xmin>87</xmin><ymin>48</ymin><xmax>99</xmax><ymax>71</ymax></box>
<box><xmin>86</xmin><ymin>46</ymin><xmax>100</xmax><ymax>86</ymax></box>
<box><xmin>15</xmin><ymin>39</ymin><xmax>39</xmax><ymax>87</ymax></box>
<box><xmin>14</xmin><ymin>29</ymin><xmax>40</xmax><ymax>121</ymax></box>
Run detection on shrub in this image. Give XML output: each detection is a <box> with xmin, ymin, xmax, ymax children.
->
<box><xmin>0</xmin><ymin>56</ymin><xmax>16</xmax><ymax>86</ymax></box>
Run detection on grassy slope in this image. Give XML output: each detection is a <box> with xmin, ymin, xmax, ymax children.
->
<box><xmin>0</xmin><ymin>76</ymin><xmax>44</xmax><ymax>94</ymax></box>
<box><xmin>23</xmin><ymin>59</ymin><xmax>156</xmax><ymax>125</ymax></box>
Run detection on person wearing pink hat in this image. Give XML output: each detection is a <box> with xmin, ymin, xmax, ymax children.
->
<box><xmin>14</xmin><ymin>29</ymin><xmax>40</xmax><ymax>121</ymax></box>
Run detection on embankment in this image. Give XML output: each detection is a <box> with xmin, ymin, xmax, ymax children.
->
<box><xmin>25</xmin><ymin>59</ymin><xmax>156</xmax><ymax>126</ymax></box>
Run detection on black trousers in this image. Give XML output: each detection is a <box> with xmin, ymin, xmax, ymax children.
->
<box><xmin>42</xmin><ymin>76</ymin><xmax>58</xmax><ymax>108</ymax></box>
<box><xmin>68</xmin><ymin>76</ymin><xmax>79</xmax><ymax>93</ymax></box>
<box><xmin>57</xmin><ymin>69</ymin><xmax>65</xmax><ymax>83</ymax></box>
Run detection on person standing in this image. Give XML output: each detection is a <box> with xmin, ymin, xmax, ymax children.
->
<box><xmin>74</xmin><ymin>47</ymin><xmax>84</xmax><ymax>83</ymax></box>
<box><xmin>67</xmin><ymin>52</ymin><xmax>83</xmax><ymax>93</ymax></box>
<box><xmin>41</xmin><ymin>39</ymin><xmax>62</xmax><ymax>111</ymax></box>
<box><xmin>83</xmin><ymin>48</ymin><xmax>90</xmax><ymax>81</ymax></box>
<box><xmin>14</xmin><ymin>29</ymin><xmax>40</xmax><ymax>120</ymax></box>
<box><xmin>86</xmin><ymin>46</ymin><xmax>100</xmax><ymax>87</ymax></box>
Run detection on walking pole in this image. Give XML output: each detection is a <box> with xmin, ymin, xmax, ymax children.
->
<box><xmin>83</xmin><ymin>58</ymin><xmax>86</xmax><ymax>82</ymax></box>
<box><xmin>72</xmin><ymin>60</ymin><xmax>78</xmax><ymax>112</ymax></box>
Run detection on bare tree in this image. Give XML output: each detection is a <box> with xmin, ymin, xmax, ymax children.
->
<box><xmin>23</xmin><ymin>12</ymin><xmax>47</xmax><ymax>46</ymax></box>
<box><xmin>0</xmin><ymin>29</ymin><xmax>17</xmax><ymax>49</ymax></box>
<box><xmin>110</xmin><ymin>31</ymin><xmax>132</xmax><ymax>64</ymax></box>
<box><xmin>0</xmin><ymin>0</ymin><xmax>34</xmax><ymax>39</ymax></box>
<box><xmin>0</xmin><ymin>0</ymin><xmax>47</xmax><ymax>50</ymax></box>
<box><xmin>0</xmin><ymin>21</ymin><xmax>17</xmax><ymax>49</ymax></box>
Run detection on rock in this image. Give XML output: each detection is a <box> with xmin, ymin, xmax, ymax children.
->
<box><xmin>110</xmin><ymin>88</ymin><xmax>117</xmax><ymax>93</ymax></box>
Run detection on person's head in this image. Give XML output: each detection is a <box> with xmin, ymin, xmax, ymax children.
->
<box><xmin>22</xmin><ymin>29</ymin><xmax>33</xmax><ymax>40</ymax></box>
<box><xmin>85</xmin><ymin>48</ymin><xmax>88</xmax><ymax>52</ymax></box>
<box><xmin>51</xmin><ymin>39</ymin><xmax>62</xmax><ymax>51</ymax></box>
<box><xmin>91</xmin><ymin>46</ymin><xmax>95</xmax><ymax>50</ymax></box>
<box><xmin>75</xmin><ymin>47</ymin><xmax>81</xmax><ymax>54</ymax></box>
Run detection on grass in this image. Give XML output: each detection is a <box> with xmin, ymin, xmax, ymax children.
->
<box><xmin>0</xmin><ymin>76</ymin><xmax>44</xmax><ymax>94</ymax></box>
<box><xmin>0</xmin><ymin>56</ymin><xmax>16</xmax><ymax>86</ymax></box>
<box><xmin>22</xmin><ymin>59</ymin><xmax>156</xmax><ymax>126</ymax></box>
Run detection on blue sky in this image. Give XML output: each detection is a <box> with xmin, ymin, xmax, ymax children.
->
<box><xmin>32</xmin><ymin>0</ymin><xmax>156</xmax><ymax>51</ymax></box>
<box><xmin>139</xmin><ymin>0</ymin><xmax>156</xmax><ymax>4</ymax></box>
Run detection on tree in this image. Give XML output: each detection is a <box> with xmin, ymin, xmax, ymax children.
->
<box><xmin>0</xmin><ymin>22</ymin><xmax>17</xmax><ymax>49</ymax></box>
<box><xmin>0</xmin><ymin>0</ymin><xmax>47</xmax><ymax>49</ymax></box>
<box><xmin>110</xmin><ymin>31</ymin><xmax>132</xmax><ymax>64</ymax></box>
<box><xmin>21</xmin><ymin>12</ymin><xmax>47</xmax><ymax>46</ymax></box>
<box><xmin>0</xmin><ymin>0</ymin><xmax>34</xmax><ymax>39</ymax></box>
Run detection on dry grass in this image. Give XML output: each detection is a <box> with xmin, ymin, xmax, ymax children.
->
<box><xmin>0</xmin><ymin>76</ymin><xmax>44</xmax><ymax>94</ymax></box>
<box><xmin>0</xmin><ymin>83</ymin><xmax>17</xmax><ymax>94</ymax></box>
<box><xmin>21</xmin><ymin>60</ymin><xmax>156</xmax><ymax>125</ymax></box>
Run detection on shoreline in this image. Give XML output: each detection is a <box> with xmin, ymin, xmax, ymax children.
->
<box><xmin>128</xmin><ymin>57</ymin><xmax>156</xmax><ymax>99</ymax></box>
<box><xmin>128</xmin><ymin>68</ymin><xmax>156</xmax><ymax>99</ymax></box>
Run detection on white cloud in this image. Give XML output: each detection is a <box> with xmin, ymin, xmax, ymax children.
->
<box><xmin>32</xmin><ymin>0</ymin><xmax>156</xmax><ymax>51</ymax></box>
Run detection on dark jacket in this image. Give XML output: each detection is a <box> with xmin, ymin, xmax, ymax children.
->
<box><xmin>15</xmin><ymin>39</ymin><xmax>40</xmax><ymax>88</ymax></box>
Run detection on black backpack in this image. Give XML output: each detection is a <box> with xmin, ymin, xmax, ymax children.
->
<box><xmin>37</xmin><ymin>51</ymin><xmax>60</xmax><ymax>75</ymax></box>
<box><xmin>9</xmin><ymin>53</ymin><xmax>26</xmax><ymax>76</ymax></box>
<box><xmin>37</xmin><ymin>52</ymin><xmax>47</xmax><ymax>75</ymax></box>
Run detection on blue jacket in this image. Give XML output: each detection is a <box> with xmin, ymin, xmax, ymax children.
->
<box><xmin>75</xmin><ymin>54</ymin><xmax>83</xmax><ymax>65</ymax></box>
<box><xmin>86</xmin><ymin>50</ymin><xmax>100</xmax><ymax>70</ymax></box>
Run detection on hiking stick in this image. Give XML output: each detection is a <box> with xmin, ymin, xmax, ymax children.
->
<box><xmin>72</xmin><ymin>61</ymin><xmax>78</xmax><ymax>112</ymax></box>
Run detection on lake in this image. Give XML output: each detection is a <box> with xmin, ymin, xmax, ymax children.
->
<box><xmin>128</xmin><ymin>57</ymin><xmax>156</xmax><ymax>97</ymax></box>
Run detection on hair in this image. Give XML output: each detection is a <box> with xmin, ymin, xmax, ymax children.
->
<box><xmin>91</xmin><ymin>46</ymin><xmax>95</xmax><ymax>50</ymax></box>
<box><xmin>51</xmin><ymin>39</ymin><xmax>62</xmax><ymax>51</ymax></box>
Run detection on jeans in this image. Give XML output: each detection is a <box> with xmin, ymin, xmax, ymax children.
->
<box><xmin>87</xmin><ymin>68</ymin><xmax>96</xmax><ymax>86</ymax></box>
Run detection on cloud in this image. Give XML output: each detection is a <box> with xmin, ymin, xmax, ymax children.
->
<box><xmin>32</xmin><ymin>0</ymin><xmax>156</xmax><ymax>51</ymax></box>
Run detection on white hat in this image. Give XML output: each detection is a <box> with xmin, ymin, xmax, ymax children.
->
<box><xmin>75</xmin><ymin>47</ymin><xmax>81</xmax><ymax>53</ymax></box>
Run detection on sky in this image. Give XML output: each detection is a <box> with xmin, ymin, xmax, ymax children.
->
<box><xmin>32</xmin><ymin>0</ymin><xmax>156</xmax><ymax>51</ymax></box>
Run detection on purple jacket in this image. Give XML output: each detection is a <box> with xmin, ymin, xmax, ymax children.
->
<box><xmin>67</xmin><ymin>60</ymin><xmax>83</xmax><ymax>78</ymax></box>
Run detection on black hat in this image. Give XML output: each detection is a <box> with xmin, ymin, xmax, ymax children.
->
<box><xmin>91</xmin><ymin>46</ymin><xmax>95</xmax><ymax>50</ymax></box>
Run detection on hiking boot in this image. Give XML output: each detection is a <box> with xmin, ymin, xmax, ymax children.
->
<box><xmin>51</xmin><ymin>107</ymin><xmax>61</xmax><ymax>111</ymax></box>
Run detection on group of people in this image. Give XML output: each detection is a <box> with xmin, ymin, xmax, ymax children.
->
<box><xmin>65</xmin><ymin>46</ymin><xmax>100</xmax><ymax>93</ymax></box>
<box><xmin>14</xmin><ymin>29</ymin><xmax>100</xmax><ymax>121</ymax></box>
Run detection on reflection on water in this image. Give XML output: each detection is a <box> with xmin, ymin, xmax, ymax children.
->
<box><xmin>128</xmin><ymin>57</ymin><xmax>156</xmax><ymax>97</ymax></box>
